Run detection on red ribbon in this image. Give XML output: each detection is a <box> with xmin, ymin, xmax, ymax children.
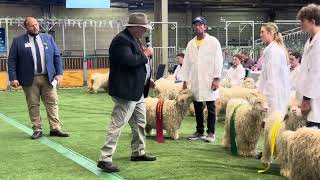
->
<box><xmin>156</xmin><ymin>99</ymin><xmax>165</xmax><ymax>143</ymax></box>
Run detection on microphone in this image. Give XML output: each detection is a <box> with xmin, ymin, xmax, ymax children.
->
<box><xmin>145</xmin><ymin>36</ymin><xmax>151</xmax><ymax>47</ymax></box>
<box><xmin>145</xmin><ymin>36</ymin><xmax>152</xmax><ymax>59</ymax></box>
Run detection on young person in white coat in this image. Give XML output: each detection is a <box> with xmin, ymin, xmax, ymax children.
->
<box><xmin>173</xmin><ymin>52</ymin><xmax>184</xmax><ymax>82</ymax></box>
<box><xmin>257</xmin><ymin>22</ymin><xmax>290</xmax><ymax>122</ymax></box>
<box><xmin>181</xmin><ymin>16</ymin><xmax>223</xmax><ymax>143</ymax></box>
<box><xmin>296</xmin><ymin>4</ymin><xmax>320</xmax><ymax>129</ymax></box>
<box><xmin>226</xmin><ymin>54</ymin><xmax>246</xmax><ymax>86</ymax></box>
<box><xmin>289</xmin><ymin>51</ymin><xmax>301</xmax><ymax>89</ymax></box>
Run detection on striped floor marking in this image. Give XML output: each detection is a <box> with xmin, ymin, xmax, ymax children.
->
<box><xmin>0</xmin><ymin>112</ymin><xmax>123</xmax><ymax>180</ymax></box>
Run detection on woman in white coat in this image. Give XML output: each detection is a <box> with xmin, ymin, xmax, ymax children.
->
<box><xmin>181</xmin><ymin>16</ymin><xmax>223</xmax><ymax>143</ymax></box>
<box><xmin>225</xmin><ymin>54</ymin><xmax>246</xmax><ymax>86</ymax></box>
<box><xmin>257</xmin><ymin>22</ymin><xmax>290</xmax><ymax>119</ymax></box>
<box><xmin>296</xmin><ymin>4</ymin><xmax>320</xmax><ymax>129</ymax></box>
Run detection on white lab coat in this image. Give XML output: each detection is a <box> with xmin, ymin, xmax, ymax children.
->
<box><xmin>257</xmin><ymin>41</ymin><xmax>290</xmax><ymax>116</ymax></box>
<box><xmin>226</xmin><ymin>64</ymin><xmax>246</xmax><ymax>86</ymax></box>
<box><xmin>296</xmin><ymin>31</ymin><xmax>320</xmax><ymax>123</ymax></box>
<box><xmin>181</xmin><ymin>34</ymin><xmax>223</xmax><ymax>101</ymax></box>
<box><xmin>289</xmin><ymin>65</ymin><xmax>301</xmax><ymax>91</ymax></box>
<box><xmin>173</xmin><ymin>65</ymin><xmax>183</xmax><ymax>81</ymax></box>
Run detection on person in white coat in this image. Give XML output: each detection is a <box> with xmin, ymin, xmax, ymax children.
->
<box><xmin>173</xmin><ymin>52</ymin><xmax>184</xmax><ymax>82</ymax></box>
<box><xmin>225</xmin><ymin>54</ymin><xmax>246</xmax><ymax>86</ymax></box>
<box><xmin>296</xmin><ymin>4</ymin><xmax>320</xmax><ymax>129</ymax></box>
<box><xmin>257</xmin><ymin>22</ymin><xmax>290</xmax><ymax>120</ymax></box>
<box><xmin>289</xmin><ymin>52</ymin><xmax>301</xmax><ymax>88</ymax></box>
<box><xmin>288</xmin><ymin>51</ymin><xmax>302</xmax><ymax>100</ymax></box>
<box><xmin>181</xmin><ymin>16</ymin><xmax>223</xmax><ymax>143</ymax></box>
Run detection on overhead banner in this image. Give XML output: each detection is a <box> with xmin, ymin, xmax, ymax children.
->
<box><xmin>66</xmin><ymin>0</ymin><xmax>110</xmax><ymax>8</ymax></box>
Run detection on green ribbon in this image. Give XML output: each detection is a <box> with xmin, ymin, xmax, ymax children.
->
<box><xmin>230</xmin><ymin>104</ymin><xmax>243</xmax><ymax>156</ymax></box>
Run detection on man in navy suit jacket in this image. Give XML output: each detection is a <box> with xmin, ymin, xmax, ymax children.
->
<box><xmin>8</xmin><ymin>16</ymin><xmax>68</xmax><ymax>139</ymax></box>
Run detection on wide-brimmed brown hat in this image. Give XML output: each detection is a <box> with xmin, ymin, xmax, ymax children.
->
<box><xmin>124</xmin><ymin>13</ymin><xmax>152</xmax><ymax>30</ymax></box>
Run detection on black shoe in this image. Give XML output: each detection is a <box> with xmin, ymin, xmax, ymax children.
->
<box><xmin>97</xmin><ymin>161</ymin><xmax>119</xmax><ymax>173</ymax></box>
<box><xmin>188</xmin><ymin>132</ymin><xmax>205</xmax><ymax>140</ymax></box>
<box><xmin>31</xmin><ymin>131</ymin><xmax>42</xmax><ymax>139</ymax></box>
<box><xmin>49</xmin><ymin>130</ymin><xmax>69</xmax><ymax>137</ymax></box>
<box><xmin>131</xmin><ymin>154</ymin><xmax>157</xmax><ymax>161</ymax></box>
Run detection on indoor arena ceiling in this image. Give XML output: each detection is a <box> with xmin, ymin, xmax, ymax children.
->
<box><xmin>0</xmin><ymin>0</ymin><xmax>313</xmax><ymax>9</ymax></box>
<box><xmin>123</xmin><ymin>0</ymin><xmax>314</xmax><ymax>10</ymax></box>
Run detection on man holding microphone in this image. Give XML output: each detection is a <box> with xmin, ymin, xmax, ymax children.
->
<box><xmin>97</xmin><ymin>13</ymin><xmax>156</xmax><ymax>173</ymax></box>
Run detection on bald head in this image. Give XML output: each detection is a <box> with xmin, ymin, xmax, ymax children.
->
<box><xmin>24</xmin><ymin>16</ymin><xmax>40</xmax><ymax>36</ymax></box>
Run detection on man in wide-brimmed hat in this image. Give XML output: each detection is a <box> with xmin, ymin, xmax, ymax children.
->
<box><xmin>97</xmin><ymin>13</ymin><xmax>156</xmax><ymax>173</ymax></box>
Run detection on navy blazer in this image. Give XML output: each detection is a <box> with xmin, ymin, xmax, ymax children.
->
<box><xmin>8</xmin><ymin>33</ymin><xmax>63</xmax><ymax>86</ymax></box>
<box><xmin>108</xmin><ymin>28</ymin><xmax>151</xmax><ymax>101</ymax></box>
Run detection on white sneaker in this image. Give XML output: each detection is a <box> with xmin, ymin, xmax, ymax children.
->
<box><xmin>204</xmin><ymin>133</ymin><xmax>215</xmax><ymax>143</ymax></box>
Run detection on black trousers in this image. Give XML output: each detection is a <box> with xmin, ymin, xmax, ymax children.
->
<box><xmin>193</xmin><ymin>101</ymin><xmax>216</xmax><ymax>134</ymax></box>
<box><xmin>306</xmin><ymin>121</ymin><xmax>320</xmax><ymax>129</ymax></box>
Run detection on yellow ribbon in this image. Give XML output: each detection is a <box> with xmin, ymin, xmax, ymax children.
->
<box><xmin>258</xmin><ymin>113</ymin><xmax>283</xmax><ymax>173</ymax></box>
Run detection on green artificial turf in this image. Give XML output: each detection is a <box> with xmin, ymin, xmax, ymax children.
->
<box><xmin>0</xmin><ymin>88</ymin><xmax>286</xmax><ymax>180</ymax></box>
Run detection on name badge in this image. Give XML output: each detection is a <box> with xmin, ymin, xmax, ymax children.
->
<box><xmin>24</xmin><ymin>43</ymin><xmax>31</xmax><ymax>48</ymax></box>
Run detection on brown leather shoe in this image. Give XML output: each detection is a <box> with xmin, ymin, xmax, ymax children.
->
<box><xmin>31</xmin><ymin>131</ymin><xmax>42</xmax><ymax>139</ymax></box>
<box><xmin>49</xmin><ymin>130</ymin><xmax>69</xmax><ymax>137</ymax></box>
<box><xmin>131</xmin><ymin>154</ymin><xmax>157</xmax><ymax>161</ymax></box>
<box><xmin>97</xmin><ymin>161</ymin><xmax>119</xmax><ymax>173</ymax></box>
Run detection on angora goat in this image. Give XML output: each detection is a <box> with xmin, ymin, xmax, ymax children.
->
<box><xmin>88</xmin><ymin>73</ymin><xmax>109</xmax><ymax>93</ymax></box>
<box><xmin>154</xmin><ymin>78</ymin><xmax>183</xmax><ymax>100</ymax></box>
<box><xmin>216</xmin><ymin>87</ymin><xmax>265</xmax><ymax>115</ymax></box>
<box><xmin>223</xmin><ymin>96</ymin><xmax>268</xmax><ymax>156</ymax></box>
<box><xmin>220</xmin><ymin>79</ymin><xmax>232</xmax><ymax>88</ymax></box>
<box><xmin>145</xmin><ymin>89</ymin><xmax>193</xmax><ymax>140</ymax></box>
<box><xmin>287</xmin><ymin>127</ymin><xmax>320</xmax><ymax>180</ymax></box>
<box><xmin>241</xmin><ymin>77</ymin><xmax>256</xmax><ymax>89</ymax></box>
<box><xmin>261</xmin><ymin>99</ymin><xmax>307</xmax><ymax>177</ymax></box>
<box><xmin>220</xmin><ymin>77</ymin><xmax>256</xmax><ymax>89</ymax></box>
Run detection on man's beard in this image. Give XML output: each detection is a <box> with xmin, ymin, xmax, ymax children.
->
<box><xmin>28</xmin><ymin>31</ymin><xmax>39</xmax><ymax>36</ymax></box>
<box><xmin>195</xmin><ymin>31</ymin><xmax>203</xmax><ymax>36</ymax></box>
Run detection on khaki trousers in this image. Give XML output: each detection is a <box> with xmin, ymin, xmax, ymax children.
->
<box><xmin>99</xmin><ymin>95</ymin><xmax>146</xmax><ymax>162</ymax></box>
<box><xmin>22</xmin><ymin>75</ymin><xmax>61</xmax><ymax>132</ymax></box>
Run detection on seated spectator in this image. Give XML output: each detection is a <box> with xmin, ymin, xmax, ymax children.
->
<box><xmin>173</xmin><ymin>53</ymin><xmax>184</xmax><ymax>82</ymax></box>
<box><xmin>289</xmin><ymin>51</ymin><xmax>301</xmax><ymax>91</ymax></box>
<box><xmin>289</xmin><ymin>51</ymin><xmax>301</xmax><ymax>72</ymax></box>
<box><xmin>226</xmin><ymin>54</ymin><xmax>246</xmax><ymax>86</ymax></box>
<box><xmin>241</xmin><ymin>51</ymin><xmax>254</xmax><ymax>69</ymax></box>
<box><xmin>251</xmin><ymin>56</ymin><xmax>264</xmax><ymax>71</ymax></box>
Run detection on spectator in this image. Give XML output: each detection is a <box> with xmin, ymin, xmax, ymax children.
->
<box><xmin>173</xmin><ymin>52</ymin><xmax>184</xmax><ymax>82</ymax></box>
<box><xmin>241</xmin><ymin>51</ymin><xmax>254</xmax><ymax>69</ymax></box>
<box><xmin>225</xmin><ymin>54</ymin><xmax>246</xmax><ymax>86</ymax></box>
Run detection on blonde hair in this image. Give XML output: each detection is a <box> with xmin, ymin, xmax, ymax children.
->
<box><xmin>262</xmin><ymin>22</ymin><xmax>289</xmax><ymax>63</ymax></box>
<box><xmin>262</xmin><ymin>22</ymin><xmax>286</xmax><ymax>48</ymax></box>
